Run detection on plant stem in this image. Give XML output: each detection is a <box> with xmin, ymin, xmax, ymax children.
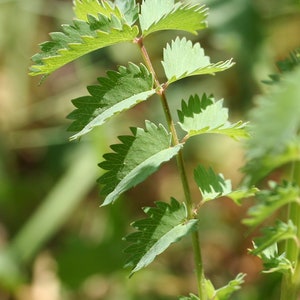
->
<box><xmin>281</xmin><ymin>162</ymin><xmax>300</xmax><ymax>300</ymax></box>
<box><xmin>135</xmin><ymin>37</ymin><xmax>207</xmax><ymax>299</ymax></box>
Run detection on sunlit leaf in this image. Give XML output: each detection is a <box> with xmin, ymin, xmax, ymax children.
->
<box><xmin>73</xmin><ymin>0</ymin><xmax>117</xmax><ymax>21</ymax></box>
<box><xmin>178</xmin><ymin>94</ymin><xmax>249</xmax><ymax>141</ymax></box>
<box><xmin>162</xmin><ymin>37</ymin><xmax>234</xmax><ymax>84</ymax></box>
<box><xmin>29</xmin><ymin>8</ymin><xmax>139</xmax><ymax>76</ymax></box>
<box><xmin>139</xmin><ymin>0</ymin><xmax>207</xmax><ymax>37</ymax></box>
<box><xmin>194</xmin><ymin>165</ymin><xmax>256</xmax><ymax>204</ymax></box>
<box><xmin>124</xmin><ymin>198</ymin><xmax>198</xmax><ymax>276</ymax></box>
<box><xmin>68</xmin><ymin>63</ymin><xmax>155</xmax><ymax>140</ymax></box>
<box><xmin>98</xmin><ymin>121</ymin><xmax>182</xmax><ymax>205</ymax></box>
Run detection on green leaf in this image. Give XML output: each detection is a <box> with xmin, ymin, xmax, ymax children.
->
<box><xmin>74</xmin><ymin>0</ymin><xmax>139</xmax><ymax>25</ymax></box>
<box><xmin>29</xmin><ymin>8</ymin><xmax>139</xmax><ymax>76</ymax></box>
<box><xmin>162</xmin><ymin>38</ymin><xmax>234</xmax><ymax>84</ymax></box>
<box><xmin>139</xmin><ymin>0</ymin><xmax>207</xmax><ymax>37</ymax></box>
<box><xmin>242</xmin><ymin>141</ymin><xmax>300</xmax><ymax>187</ymax></box>
<box><xmin>194</xmin><ymin>165</ymin><xmax>256</xmax><ymax>204</ymax></box>
<box><xmin>73</xmin><ymin>0</ymin><xmax>117</xmax><ymax>21</ymax></box>
<box><xmin>263</xmin><ymin>48</ymin><xmax>300</xmax><ymax>85</ymax></box>
<box><xmin>243</xmin><ymin>67</ymin><xmax>300</xmax><ymax>185</ymax></box>
<box><xmin>243</xmin><ymin>181</ymin><xmax>300</xmax><ymax>227</ymax></box>
<box><xmin>250</xmin><ymin>220</ymin><xmax>297</xmax><ymax>256</ymax></box>
<box><xmin>215</xmin><ymin>273</ymin><xmax>246</xmax><ymax>300</ymax></box>
<box><xmin>68</xmin><ymin>63</ymin><xmax>155</xmax><ymax>140</ymax></box>
<box><xmin>178</xmin><ymin>94</ymin><xmax>249</xmax><ymax>141</ymax></box>
<box><xmin>98</xmin><ymin>121</ymin><xmax>182</xmax><ymax>205</ymax></box>
<box><xmin>114</xmin><ymin>0</ymin><xmax>139</xmax><ymax>25</ymax></box>
<box><xmin>124</xmin><ymin>198</ymin><xmax>198</xmax><ymax>276</ymax></box>
<box><xmin>257</xmin><ymin>243</ymin><xmax>294</xmax><ymax>275</ymax></box>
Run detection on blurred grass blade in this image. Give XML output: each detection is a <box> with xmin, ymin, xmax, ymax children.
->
<box><xmin>9</xmin><ymin>145</ymin><xmax>99</xmax><ymax>263</ymax></box>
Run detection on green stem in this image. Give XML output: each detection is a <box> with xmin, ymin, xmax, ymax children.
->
<box><xmin>281</xmin><ymin>162</ymin><xmax>300</xmax><ymax>300</ymax></box>
<box><xmin>135</xmin><ymin>37</ymin><xmax>207</xmax><ymax>299</ymax></box>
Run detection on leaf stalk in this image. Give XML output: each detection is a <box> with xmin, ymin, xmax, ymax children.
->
<box><xmin>281</xmin><ymin>162</ymin><xmax>300</xmax><ymax>300</ymax></box>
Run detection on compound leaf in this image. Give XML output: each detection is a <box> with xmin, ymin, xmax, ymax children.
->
<box><xmin>194</xmin><ymin>165</ymin><xmax>256</xmax><ymax>204</ymax></box>
<box><xmin>243</xmin><ymin>181</ymin><xmax>300</xmax><ymax>227</ymax></box>
<box><xmin>162</xmin><ymin>38</ymin><xmax>234</xmax><ymax>84</ymax></box>
<box><xmin>98</xmin><ymin>121</ymin><xmax>182</xmax><ymax>205</ymax></box>
<box><xmin>68</xmin><ymin>63</ymin><xmax>155</xmax><ymax>140</ymax></box>
<box><xmin>29</xmin><ymin>1</ymin><xmax>139</xmax><ymax>76</ymax></box>
<box><xmin>124</xmin><ymin>198</ymin><xmax>198</xmax><ymax>276</ymax></box>
<box><xmin>139</xmin><ymin>0</ymin><xmax>207</xmax><ymax>37</ymax></box>
<box><xmin>178</xmin><ymin>94</ymin><xmax>249</xmax><ymax>141</ymax></box>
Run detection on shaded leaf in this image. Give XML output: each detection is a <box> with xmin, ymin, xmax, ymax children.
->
<box><xmin>139</xmin><ymin>0</ymin><xmax>207</xmax><ymax>37</ymax></box>
<box><xmin>124</xmin><ymin>198</ymin><xmax>198</xmax><ymax>276</ymax></box>
<box><xmin>68</xmin><ymin>63</ymin><xmax>155</xmax><ymax>140</ymax></box>
<box><xmin>243</xmin><ymin>181</ymin><xmax>300</xmax><ymax>227</ymax></box>
<box><xmin>194</xmin><ymin>165</ymin><xmax>256</xmax><ymax>204</ymax></box>
<box><xmin>250</xmin><ymin>220</ymin><xmax>297</xmax><ymax>256</ymax></box>
<box><xmin>256</xmin><ymin>244</ymin><xmax>294</xmax><ymax>275</ymax></box>
<box><xmin>162</xmin><ymin>37</ymin><xmax>234</xmax><ymax>84</ymax></box>
<box><xmin>243</xmin><ymin>67</ymin><xmax>300</xmax><ymax>185</ymax></box>
<box><xmin>178</xmin><ymin>94</ymin><xmax>249</xmax><ymax>141</ymax></box>
<box><xmin>263</xmin><ymin>48</ymin><xmax>300</xmax><ymax>85</ymax></box>
<box><xmin>98</xmin><ymin>121</ymin><xmax>182</xmax><ymax>205</ymax></box>
<box><xmin>29</xmin><ymin>5</ymin><xmax>139</xmax><ymax>76</ymax></box>
<box><xmin>242</xmin><ymin>141</ymin><xmax>300</xmax><ymax>187</ymax></box>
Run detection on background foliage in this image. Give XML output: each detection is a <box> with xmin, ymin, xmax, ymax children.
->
<box><xmin>0</xmin><ymin>0</ymin><xmax>299</xmax><ymax>299</ymax></box>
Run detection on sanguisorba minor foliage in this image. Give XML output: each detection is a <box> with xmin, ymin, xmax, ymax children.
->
<box><xmin>30</xmin><ymin>1</ymin><xmax>254</xmax><ymax>299</ymax></box>
<box><xmin>243</xmin><ymin>49</ymin><xmax>300</xmax><ymax>300</ymax></box>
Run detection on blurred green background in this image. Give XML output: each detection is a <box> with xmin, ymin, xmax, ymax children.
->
<box><xmin>0</xmin><ymin>0</ymin><xmax>299</xmax><ymax>299</ymax></box>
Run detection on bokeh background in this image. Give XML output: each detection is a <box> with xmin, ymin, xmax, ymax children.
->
<box><xmin>0</xmin><ymin>0</ymin><xmax>300</xmax><ymax>299</ymax></box>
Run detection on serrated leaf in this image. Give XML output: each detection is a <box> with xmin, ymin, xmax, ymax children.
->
<box><xmin>29</xmin><ymin>9</ymin><xmax>139</xmax><ymax>76</ymax></box>
<box><xmin>250</xmin><ymin>220</ymin><xmax>297</xmax><ymax>256</ymax></box>
<box><xmin>215</xmin><ymin>273</ymin><xmax>246</xmax><ymax>300</ymax></box>
<box><xmin>194</xmin><ymin>165</ymin><xmax>256</xmax><ymax>204</ymax></box>
<box><xmin>98</xmin><ymin>121</ymin><xmax>182</xmax><ymax>205</ymax></box>
<box><xmin>74</xmin><ymin>0</ymin><xmax>139</xmax><ymax>25</ymax></box>
<box><xmin>257</xmin><ymin>243</ymin><xmax>294</xmax><ymax>275</ymax></box>
<box><xmin>243</xmin><ymin>67</ymin><xmax>300</xmax><ymax>185</ymax></box>
<box><xmin>178</xmin><ymin>94</ymin><xmax>249</xmax><ymax>141</ymax></box>
<box><xmin>139</xmin><ymin>0</ymin><xmax>207</xmax><ymax>37</ymax></box>
<box><xmin>67</xmin><ymin>63</ymin><xmax>155</xmax><ymax>140</ymax></box>
<box><xmin>124</xmin><ymin>198</ymin><xmax>198</xmax><ymax>276</ymax></box>
<box><xmin>162</xmin><ymin>37</ymin><xmax>234</xmax><ymax>84</ymax></box>
<box><xmin>263</xmin><ymin>48</ymin><xmax>300</xmax><ymax>85</ymax></box>
<box><xmin>243</xmin><ymin>181</ymin><xmax>300</xmax><ymax>227</ymax></box>
<box><xmin>73</xmin><ymin>0</ymin><xmax>117</xmax><ymax>21</ymax></box>
<box><xmin>113</xmin><ymin>0</ymin><xmax>139</xmax><ymax>26</ymax></box>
